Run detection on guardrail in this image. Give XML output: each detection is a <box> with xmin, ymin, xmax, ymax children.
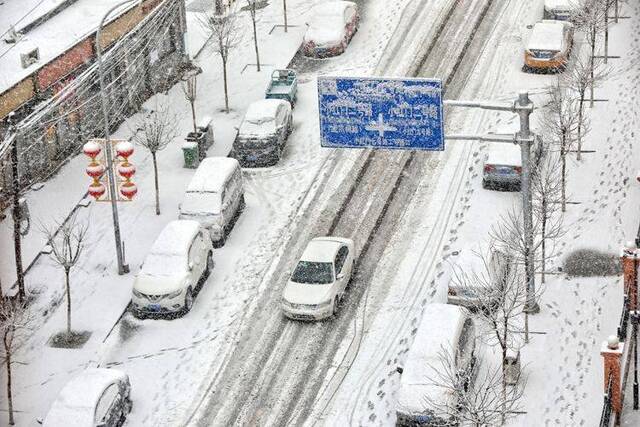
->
<box><xmin>600</xmin><ymin>373</ymin><xmax>614</xmax><ymax>427</ymax></box>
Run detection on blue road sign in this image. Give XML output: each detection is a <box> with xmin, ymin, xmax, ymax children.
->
<box><xmin>317</xmin><ymin>76</ymin><xmax>444</xmax><ymax>151</ymax></box>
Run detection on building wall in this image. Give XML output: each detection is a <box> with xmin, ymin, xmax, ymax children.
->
<box><xmin>0</xmin><ymin>0</ymin><xmax>187</xmax><ymax>207</ymax></box>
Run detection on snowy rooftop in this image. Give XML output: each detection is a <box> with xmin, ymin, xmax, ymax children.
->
<box><xmin>244</xmin><ymin>99</ymin><xmax>287</xmax><ymax>122</ymax></box>
<box><xmin>186</xmin><ymin>157</ymin><xmax>239</xmax><ymax>193</ymax></box>
<box><xmin>42</xmin><ymin>368</ymin><xmax>128</xmax><ymax>426</ymax></box>
<box><xmin>150</xmin><ymin>220</ymin><xmax>201</xmax><ymax>256</ymax></box>
<box><xmin>0</xmin><ymin>0</ymin><xmax>137</xmax><ymax>94</ymax></box>
<box><xmin>300</xmin><ymin>237</ymin><xmax>345</xmax><ymax>263</ymax></box>
<box><xmin>397</xmin><ymin>303</ymin><xmax>466</xmax><ymax>413</ymax></box>
<box><xmin>527</xmin><ymin>20</ymin><xmax>570</xmax><ymax>52</ymax></box>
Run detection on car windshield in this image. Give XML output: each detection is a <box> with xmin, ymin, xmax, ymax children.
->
<box><xmin>291</xmin><ymin>261</ymin><xmax>334</xmax><ymax>284</ymax></box>
<box><xmin>241</xmin><ymin>118</ymin><xmax>276</xmax><ymax>135</ymax></box>
<box><xmin>181</xmin><ymin>192</ymin><xmax>221</xmax><ymax>215</ymax></box>
<box><xmin>142</xmin><ymin>253</ymin><xmax>186</xmax><ymax>277</ymax></box>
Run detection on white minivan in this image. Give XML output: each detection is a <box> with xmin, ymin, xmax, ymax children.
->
<box><xmin>396</xmin><ymin>304</ymin><xmax>477</xmax><ymax>426</ymax></box>
<box><xmin>179</xmin><ymin>157</ymin><xmax>245</xmax><ymax>247</ymax></box>
<box><xmin>132</xmin><ymin>220</ymin><xmax>213</xmax><ymax>318</ymax></box>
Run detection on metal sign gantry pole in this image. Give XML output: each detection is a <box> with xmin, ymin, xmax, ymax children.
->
<box><xmin>445</xmin><ymin>91</ymin><xmax>539</xmax><ymax>315</ymax></box>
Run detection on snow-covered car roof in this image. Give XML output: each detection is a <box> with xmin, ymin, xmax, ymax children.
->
<box><xmin>312</xmin><ymin>1</ymin><xmax>356</xmax><ymax>18</ymax></box>
<box><xmin>244</xmin><ymin>99</ymin><xmax>289</xmax><ymax>123</ymax></box>
<box><xmin>527</xmin><ymin>20</ymin><xmax>571</xmax><ymax>52</ymax></box>
<box><xmin>485</xmin><ymin>142</ymin><xmax>522</xmax><ymax>167</ymax></box>
<box><xmin>397</xmin><ymin>304</ymin><xmax>468</xmax><ymax>414</ymax></box>
<box><xmin>544</xmin><ymin>0</ymin><xmax>580</xmax><ymax>10</ymax></box>
<box><xmin>186</xmin><ymin>157</ymin><xmax>239</xmax><ymax>193</ymax></box>
<box><xmin>150</xmin><ymin>220</ymin><xmax>201</xmax><ymax>257</ymax></box>
<box><xmin>300</xmin><ymin>237</ymin><xmax>352</xmax><ymax>263</ymax></box>
<box><xmin>43</xmin><ymin>368</ymin><xmax>129</xmax><ymax>427</ymax></box>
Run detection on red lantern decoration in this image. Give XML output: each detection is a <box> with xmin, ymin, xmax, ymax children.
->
<box><xmin>88</xmin><ymin>182</ymin><xmax>106</xmax><ymax>200</ymax></box>
<box><xmin>117</xmin><ymin>162</ymin><xmax>136</xmax><ymax>179</ymax></box>
<box><xmin>86</xmin><ymin>162</ymin><xmax>105</xmax><ymax>178</ymax></box>
<box><xmin>120</xmin><ymin>182</ymin><xmax>137</xmax><ymax>200</ymax></box>
<box><xmin>115</xmin><ymin>141</ymin><xmax>134</xmax><ymax>159</ymax></box>
<box><xmin>83</xmin><ymin>141</ymin><xmax>102</xmax><ymax>159</ymax></box>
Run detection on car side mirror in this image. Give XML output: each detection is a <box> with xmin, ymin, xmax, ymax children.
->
<box><xmin>178</xmin><ymin>203</ymin><xmax>182</xmax><ymax>211</ymax></box>
<box><xmin>234</xmin><ymin>126</ymin><xmax>239</xmax><ymax>131</ymax></box>
<box><xmin>36</xmin><ymin>418</ymin><xmax>43</xmax><ymax>425</ymax></box>
<box><xmin>396</xmin><ymin>366</ymin><xmax>403</xmax><ymax>374</ymax></box>
<box><xmin>188</xmin><ymin>261</ymin><xmax>194</xmax><ymax>270</ymax></box>
<box><xmin>337</xmin><ymin>273</ymin><xmax>345</xmax><ymax>280</ymax></box>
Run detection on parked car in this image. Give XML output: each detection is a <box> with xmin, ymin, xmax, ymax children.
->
<box><xmin>231</xmin><ymin>99</ymin><xmax>292</xmax><ymax>167</ymax></box>
<box><xmin>447</xmin><ymin>247</ymin><xmax>513</xmax><ymax>311</ymax></box>
<box><xmin>543</xmin><ymin>0</ymin><xmax>580</xmax><ymax>20</ymax></box>
<box><xmin>281</xmin><ymin>237</ymin><xmax>356</xmax><ymax>320</ymax></box>
<box><xmin>396</xmin><ymin>304</ymin><xmax>477</xmax><ymax>426</ymax></box>
<box><xmin>179</xmin><ymin>157</ymin><xmax>245</xmax><ymax>247</ymax></box>
<box><xmin>131</xmin><ymin>220</ymin><xmax>213</xmax><ymax>318</ymax></box>
<box><xmin>43</xmin><ymin>368</ymin><xmax>132</xmax><ymax>427</ymax></box>
<box><xmin>302</xmin><ymin>1</ymin><xmax>359</xmax><ymax>58</ymax></box>
<box><xmin>265</xmin><ymin>69</ymin><xmax>298</xmax><ymax>106</ymax></box>
<box><xmin>524</xmin><ymin>20</ymin><xmax>574</xmax><ymax>73</ymax></box>
<box><xmin>482</xmin><ymin>142</ymin><xmax>522</xmax><ymax>191</ymax></box>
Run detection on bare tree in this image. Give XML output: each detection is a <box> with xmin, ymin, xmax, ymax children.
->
<box><xmin>531</xmin><ymin>152</ymin><xmax>566</xmax><ymax>284</ymax></box>
<box><xmin>451</xmin><ymin>248</ymin><xmax>533</xmax><ymax>414</ymax></box>
<box><xmin>130</xmin><ymin>101</ymin><xmax>179</xmax><ymax>215</ymax></box>
<box><xmin>574</xmin><ymin>0</ymin><xmax>607</xmax><ymax>106</ymax></box>
<box><xmin>0</xmin><ymin>297</ymin><xmax>33</xmax><ymax>426</ymax></box>
<box><xmin>424</xmin><ymin>349</ymin><xmax>526</xmax><ymax>426</ymax></box>
<box><xmin>43</xmin><ymin>214</ymin><xmax>88</xmax><ymax>336</ymax></box>
<box><xmin>488</xmin><ymin>207</ymin><xmax>546</xmax><ymax>343</ymax></box>
<box><xmin>181</xmin><ymin>74</ymin><xmax>198</xmax><ymax>133</ymax></box>
<box><xmin>245</xmin><ymin>1</ymin><xmax>261</xmax><ymax>71</ymax></box>
<box><xmin>282</xmin><ymin>0</ymin><xmax>288</xmax><ymax>32</ymax></box>
<box><xmin>199</xmin><ymin>10</ymin><xmax>243</xmax><ymax>113</ymax></box>
<box><xmin>539</xmin><ymin>80</ymin><xmax>580</xmax><ymax>204</ymax></box>
<box><xmin>562</xmin><ymin>54</ymin><xmax>604</xmax><ymax>156</ymax></box>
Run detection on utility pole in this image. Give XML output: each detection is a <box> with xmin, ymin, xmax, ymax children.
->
<box><xmin>7</xmin><ymin>113</ymin><xmax>25</xmax><ymax>302</ymax></box>
<box><xmin>96</xmin><ymin>0</ymin><xmax>137</xmax><ymax>275</ymax></box>
<box><xmin>444</xmin><ymin>91</ymin><xmax>539</xmax><ymax>321</ymax></box>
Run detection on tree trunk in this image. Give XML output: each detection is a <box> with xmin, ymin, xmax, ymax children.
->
<box><xmin>604</xmin><ymin>12</ymin><xmax>609</xmax><ymax>64</ymax></box>
<box><xmin>577</xmin><ymin>96</ymin><xmax>585</xmax><ymax>160</ymax></box>
<box><xmin>251</xmin><ymin>9</ymin><xmax>261</xmax><ymax>71</ymax></box>
<box><xmin>589</xmin><ymin>32</ymin><xmax>596</xmax><ymax>107</ymax></box>
<box><xmin>283</xmin><ymin>0</ymin><xmax>288</xmax><ymax>32</ymax></box>
<box><xmin>501</xmin><ymin>340</ymin><xmax>507</xmax><ymax>425</ymax></box>
<box><xmin>541</xmin><ymin>209</ymin><xmax>547</xmax><ymax>284</ymax></box>
<box><xmin>222</xmin><ymin>58</ymin><xmax>230</xmax><ymax>113</ymax></box>
<box><xmin>152</xmin><ymin>152</ymin><xmax>160</xmax><ymax>216</ymax></box>
<box><xmin>10</xmin><ymin>137</ymin><xmax>25</xmax><ymax>303</ymax></box>
<box><xmin>5</xmin><ymin>333</ymin><xmax>15</xmax><ymax>425</ymax></box>
<box><xmin>561</xmin><ymin>138</ymin><xmax>567</xmax><ymax>213</ymax></box>
<box><xmin>65</xmin><ymin>268</ymin><xmax>71</xmax><ymax>335</ymax></box>
<box><xmin>615</xmin><ymin>0</ymin><xmax>619</xmax><ymax>23</ymax></box>
<box><xmin>190</xmin><ymin>100</ymin><xmax>197</xmax><ymax>134</ymax></box>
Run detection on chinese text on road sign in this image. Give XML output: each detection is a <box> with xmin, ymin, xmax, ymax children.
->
<box><xmin>318</xmin><ymin>76</ymin><xmax>444</xmax><ymax>151</ymax></box>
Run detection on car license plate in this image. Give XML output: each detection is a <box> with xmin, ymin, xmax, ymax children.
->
<box><xmin>497</xmin><ymin>167</ymin><xmax>512</xmax><ymax>175</ymax></box>
<box><xmin>148</xmin><ymin>304</ymin><xmax>161</xmax><ymax>312</ymax></box>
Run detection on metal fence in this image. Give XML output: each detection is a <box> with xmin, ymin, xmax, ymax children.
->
<box><xmin>600</xmin><ymin>373</ymin><xmax>614</xmax><ymax>427</ymax></box>
<box><xmin>619</xmin><ymin>295</ymin><xmax>631</xmax><ymax>342</ymax></box>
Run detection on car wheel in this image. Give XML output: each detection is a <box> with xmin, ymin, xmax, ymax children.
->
<box><xmin>213</xmin><ymin>231</ymin><xmax>226</xmax><ymax>248</ymax></box>
<box><xmin>481</xmin><ymin>179</ymin><xmax>488</xmax><ymax>189</ymax></box>
<box><xmin>206</xmin><ymin>252</ymin><xmax>214</xmax><ymax>275</ymax></box>
<box><xmin>239</xmin><ymin>194</ymin><xmax>246</xmax><ymax>212</ymax></box>
<box><xmin>183</xmin><ymin>287</ymin><xmax>194</xmax><ymax>314</ymax></box>
<box><xmin>332</xmin><ymin>296</ymin><xmax>340</xmax><ymax>317</ymax></box>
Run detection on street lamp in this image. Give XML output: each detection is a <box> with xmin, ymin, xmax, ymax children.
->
<box><xmin>95</xmin><ymin>0</ymin><xmax>143</xmax><ymax>275</ymax></box>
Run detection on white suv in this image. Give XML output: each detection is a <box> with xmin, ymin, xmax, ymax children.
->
<box><xmin>132</xmin><ymin>220</ymin><xmax>213</xmax><ymax>318</ymax></box>
<box><xmin>281</xmin><ymin>237</ymin><xmax>355</xmax><ymax>320</ymax></box>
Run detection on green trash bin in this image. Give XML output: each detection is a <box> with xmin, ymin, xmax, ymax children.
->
<box><xmin>182</xmin><ymin>142</ymin><xmax>200</xmax><ymax>169</ymax></box>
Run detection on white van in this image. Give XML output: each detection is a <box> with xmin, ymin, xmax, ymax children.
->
<box><xmin>396</xmin><ymin>304</ymin><xmax>477</xmax><ymax>426</ymax></box>
<box><xmin>179</xmin><ymin>157</ymin><xmax>245</xmax><ymax>247</ymax></box>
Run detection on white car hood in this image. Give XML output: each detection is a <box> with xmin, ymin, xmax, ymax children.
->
<box><xmin>133</xmin><ymin>273</ymin><xmax>187</xmax><ymax>295</ymax></box>
<box><xmin>282</xmin><ymin>281</ymin><xmax>333</xmax><ymax>304</ymax></box>
<box><xmin>304</xmin><ymin>25</ymin><xmax>343</xmax><ymax>47</ymax></box>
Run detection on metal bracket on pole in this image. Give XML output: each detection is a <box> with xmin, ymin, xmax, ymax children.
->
<box><xmin>444</xmin><ymin>91</ymin><xmax>539</xmax><ymax>314</ymax></box>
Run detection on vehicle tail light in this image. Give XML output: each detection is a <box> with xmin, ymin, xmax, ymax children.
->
<box><xmin>514</xmin><ymin>166</ymin><xmax>522</xmax><ymax>174</ymax></box>
<box><xmin>448</xmin><ymin>288</ymin><xmax>457</xmax><ymax>296</ymax></box>
<box><xmin>484</xmin><ymin>164</ymin><xmax>495</xmax><ymax>173</ymax></box>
